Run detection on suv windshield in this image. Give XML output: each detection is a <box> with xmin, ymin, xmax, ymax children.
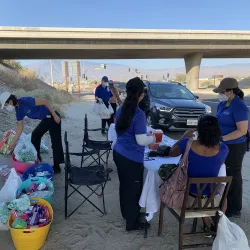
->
<box><xmin>149</xmin><ymin>84</ymin><xmax>195</xmax><ymax>100</ymax></box>
<box><xmin>114</xmin><ymin>82</ymin><xmax>126</xmax><ymax>92</ymax></box>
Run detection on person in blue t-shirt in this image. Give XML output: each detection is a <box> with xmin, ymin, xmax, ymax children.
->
<box><xmin>213</xmin><ymin>78</ymin><xmax>249</xmax><ymax>217</ymax></box>
<box><xmin>95</xmin><ymin>76</ymin><xmax>113</xmax><ymax>134</ymax></box>
<box><xmin>170</xmin><ymin>114</ymin><xmax>229</xmax><ymax>230</ymax></box>
<box><xmin>0</xmin><ymin>92</ymin><xmax>64</xmax><ymax>173</ymax></box>
<box><xmin>113</xmin><ymin>77</ymin><xmax>155</xmax><ymax>231</ymax></box>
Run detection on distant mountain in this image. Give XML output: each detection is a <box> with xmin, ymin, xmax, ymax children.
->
<box><xmin>26</xmin><ymin>60</ymin><xmax>250</xmax><ymax>84</ymax></box>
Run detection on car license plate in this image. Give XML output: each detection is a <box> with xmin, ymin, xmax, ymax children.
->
<box><xmin>187</xmin><ymin>119</ymin><xmax>198</xmax><ymax>126</ymax></box>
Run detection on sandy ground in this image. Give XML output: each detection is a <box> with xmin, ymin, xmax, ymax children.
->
<box><xmin>1</xmin><ymin>97</ymin><xmax>250</xmax><ymax>250</ymax></box>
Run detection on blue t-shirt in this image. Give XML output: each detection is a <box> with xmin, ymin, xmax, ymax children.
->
<box><xmin>16</xmin><ymin>97</ymin><xmax>50</xmax><ymax>121</ymax></box>
<box><xmin>114</xmin><ymin>106</ymin><xmax>147</xmax><ymax>163</ymax></box>
<box><xmin>95</xmin><ymin>85</ymin><xmax>113</xmax><ymax>103</ymax></box>
<box><xmin>217</xmin><ymin>96</ymin><xmax>249</xmax><ymax>144</ymax></box>
<box><xmin>178</xmin><ymin>138</ymin><xmax>229</xmax><ymax>195</ymax></box>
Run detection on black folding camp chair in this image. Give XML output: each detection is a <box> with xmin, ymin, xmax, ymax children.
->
<box><xmin>64</xmin><ymin>131</ymin><xmax>112</xmax><ymax>218</ymax></box>
<box><xmin>80</xmin><ymin>114</ymin><xmax>112</xmax><ymax>168</ymax></box>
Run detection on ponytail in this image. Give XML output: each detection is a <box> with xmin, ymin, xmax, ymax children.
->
<box><xmin>233</xmin><ymin>88</ymin><xmax>244</xmax><ymax>100</ymax></box>
<box><xmin>226</xmin><ymin>87</ymin><xmax>244</xmax><ymax>100</ymax></box>
<box><xmin>116</xmin><ymin>77</ymin><xmax>144</xmax><ymax>135</ymax></box>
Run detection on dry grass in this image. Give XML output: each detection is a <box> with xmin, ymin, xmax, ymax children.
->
<box><xmin>0</xmin><ymin>62</ymin><xmax>73</xmax><ymax>118</ymax></box>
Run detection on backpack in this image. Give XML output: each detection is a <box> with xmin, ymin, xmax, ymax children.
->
<box><xmin>160</xmin><ymin>139</ymin><xmax>193</xmax><ymax>208</ymax></box>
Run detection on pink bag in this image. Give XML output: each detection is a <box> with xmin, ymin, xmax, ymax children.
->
<box><xmin>160</xmin><ymin>139</ymin><xmax>193</xmax><ymax>208</ymax></box>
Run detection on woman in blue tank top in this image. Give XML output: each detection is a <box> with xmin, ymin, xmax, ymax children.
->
<box><xmin>170</xmin><ymin>114</ymin><xmax>229</xmax><ymax>230</ymax></box>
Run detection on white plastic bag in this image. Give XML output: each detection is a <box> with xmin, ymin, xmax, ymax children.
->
<box><xmin>14</xmin><ymin>134</ymin><xmax>37</xmax><ymax>163</ymax></box>
<box><xmin>93</xmin><ymin>101</ymin><xmax>102</xmax><ymax>115</ymax></box>
<box><xmin>100</xmin><ymin>103</ymin><xmax>112</xmax><ymax>119</ymax></box>
<box><xmin>109</xmin><ymin>104</ymin><xmax>114</xmax><ymax>115</ymax></box>
<box><xmin>212</xmin><ymin>213</ymin><xmax>249</xmax><ymax>250</ymax></box>
<box><xmin>23</xmin><ymin>133</ymin><xmax>48</xmax><ymax>154</ymax></box>
<box><xmin>0</xmin><ymin>168</ymin><xmax>22</xmax><ymax>203</ymax></box>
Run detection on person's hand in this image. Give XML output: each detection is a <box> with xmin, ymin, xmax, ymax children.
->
<box><xmin>53</xmin><ymin>114</ymin><xmax>61</xmax><ymax>124</ymax></box>
<box><xmin>182</xmin><ymin>129</ymin><xmax>196</xmax><ymax>139</ymax></box>
<box><xmin>9</xmin><ymin>141</ymin><xmax>16</xmax><ymax>151</ymax></box>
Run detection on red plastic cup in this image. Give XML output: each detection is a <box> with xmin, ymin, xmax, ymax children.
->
<box><xmin>154</xmin><ymin>129</ymin><xmax>163</xmax><ymax>143</ymax></box>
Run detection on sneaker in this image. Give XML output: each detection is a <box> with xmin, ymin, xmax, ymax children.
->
<box><xmin>53</xmin><ymin>165</ymin><xmax>61</xmax><ymax>174</ymax></box>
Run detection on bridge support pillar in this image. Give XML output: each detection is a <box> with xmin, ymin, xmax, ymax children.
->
<box><xmin>184</xmin><ymin>52</ymin><xmax>203</xmax><ymax>90</ymax></box>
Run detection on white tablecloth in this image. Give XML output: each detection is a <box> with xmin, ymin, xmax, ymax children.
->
<box><xmin>108</xmin><ymin>123</ymin><xmax>180</xmax><ymax>221</ymax></box>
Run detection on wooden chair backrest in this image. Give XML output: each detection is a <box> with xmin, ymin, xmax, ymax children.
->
<box><xmin>180</xmin><ymin>176</ymin><xmax>232</xmax><ymax>216</ymax></box>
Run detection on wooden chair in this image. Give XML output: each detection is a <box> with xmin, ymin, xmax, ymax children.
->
<box><xmin>158</xmin><ymin>177</ymin><xmax>232</xmax><ymax>250</ymax></box>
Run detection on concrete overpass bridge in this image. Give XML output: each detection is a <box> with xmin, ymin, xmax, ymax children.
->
<box><xmin>1</xmin><ymin>26</ymin><xmax>250</xmax><ymax>89</ymax></box>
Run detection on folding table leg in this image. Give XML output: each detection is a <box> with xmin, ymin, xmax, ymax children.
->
<box><xmin>65</xmin><ymin>182</ymin><xmax>68</xmax><ymax>219</ymax></box>
<box><xmin>144</xmin><ymin>215</ymin><xmax>148</xmax><ymax>238</ymax></box>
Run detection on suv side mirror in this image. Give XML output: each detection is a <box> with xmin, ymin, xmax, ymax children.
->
<box><xmin>195</xmin><ymin>95</ymin><xmax>199</xmax><ymax>99</ymax></box>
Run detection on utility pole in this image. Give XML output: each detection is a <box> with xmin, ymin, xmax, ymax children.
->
<box><xmin>76</xmin><ymin>61</ymin><xmax>81</xmax><ymax>97</ymax></box>
<box><xmin>63</xmin><ymin>61</ymin><xmax>69</xmax><ymax>92</ymax></box>
<box><xmin>50</xmin><ymin>60</ymin><xmax>54</xmax><ymax>87</ymax></box>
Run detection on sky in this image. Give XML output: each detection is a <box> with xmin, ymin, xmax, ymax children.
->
<box><xmin>1</xmin><ymin>0</ymin><xmax>250</xmax><ymax>69</ymax></box>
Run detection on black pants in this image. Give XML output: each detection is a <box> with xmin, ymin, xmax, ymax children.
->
<box><xmin>101</xmin><ymin>102</ymin><xmax>112</xmax><ymax>132</ymax></box>
<box><xmin>113</xmin><ymin>150</ymin><xmax>144</xmax><ymax>230</ymax></box>
<box><xmin>225</xmin><ymin>141</ymin><xmax>247</xmax><ymax>214</ymax></box>
<box><xmin>110</xmin><ymin>103</ymin><xmax>117</xmax><ymax>123</ymax></box>
<box><xmin>31</xmin><ymin>111</ymin><xmax>64</xmax><ymax>166</ymax></box>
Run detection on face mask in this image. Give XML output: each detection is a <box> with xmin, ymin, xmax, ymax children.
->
<box><xmin>5</xmin><ymin>105</ymin><xmax>15</xmax><ymax>112</ymax></box>
<box><xmin>218</xmin><ymin>93</ymin><xmax>228</xmax><ymax>102</ymax></box>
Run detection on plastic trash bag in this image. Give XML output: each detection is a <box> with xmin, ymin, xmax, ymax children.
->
<box><xmin>0</xmin><ymin>130</ymin><xmax>16</xmax><ymax>155</ymax></box>
<box><xmin>0</xmin><ymin>202</ymin><xmax>11</xmax><ymax>226</ymax></box>
<box><xmin>93</xmin><ymin>101</ymin><xmax>102</xmax><ymax>115</ymax></box>
<box><xmin>14</xmin><ymin>134</ymin><xmax>37</xmax><ymax>163</ymax></box>
<box><xmin>212</xmin><ymin>213</ymin><xmax>250</xmax><ymax>250</ymax></box>
<box><xmin>25</xmin><ymin>133</ymin><xmax>49</xmax><ymax>154</ymax></box>
<box><xmin>40</xmin><ymin>140</ymin><xmax>49</xmax><ymax>154</ymax></box>
<box><xmin>100</xmin><ymin>103</ymin><xmax>113</xmax><ymax>119</ymax></box>
<box><xmin>108</xmin><ymin>104</ymin><xmax>114</xmax><ymax>115</ymax></box>
<box><xmin>8</xmin><ymin>195</ymin><xmax>30</xmax><ymax>213</ymax></box>
<box><xmin>0</xmin><ymin>168</ymin><xmax>22</xmax><ymax>203</ymax></box>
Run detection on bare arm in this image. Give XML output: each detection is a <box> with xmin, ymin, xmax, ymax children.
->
<box><xmin>9</xmin><ymin>121</ymin><xmax>24</xmax><ymax>150</ymax></box>
<box><xmin>169</xmin><ymin>141</ymin><xmax>182</xmax><ymax>157</ymax></box>
<box><xmin>222</xmin><ymin>120</ymin><xmax>248</xmax><ymax>141</ymax></box>
<box><xmin>169</xmin><ymin>129</ymin><xmax>195</xmax><ymax>157</ymax></box>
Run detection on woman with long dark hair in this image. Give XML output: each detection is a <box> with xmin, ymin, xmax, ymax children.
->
<box><xmin>214</xmin><ymin>78</ymin><xmax>249</xmax><ymax>217</ymax></box>
<box><xmin>113</xmin><ymin>77</ymin><xmax>155</xmax><ymax>231</ymax></box>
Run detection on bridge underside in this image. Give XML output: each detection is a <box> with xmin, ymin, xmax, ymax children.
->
<box><xmin>1</xmin><ymin>38</ymin><xmax>250</xmax><ymax>59</ymax></box>
<box><xmin>1</xmin><ymin>48</ymin><xmax>250</xmax><ymax>60</ymax></box>
<box><xmin>1</xmin><ymin>37</ymin><xmax>250</xmax><ymax>90</ymax></box>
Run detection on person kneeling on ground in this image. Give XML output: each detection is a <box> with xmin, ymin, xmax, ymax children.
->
<box><xmin>170</xmin><ymin>114</ymin><xmax>229</xmax><ymax>230</ymax></box>
<box><xmin>0</xmin><ymin>92</ymin><xmax>64</xmax><ymax>173</ymax></box>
